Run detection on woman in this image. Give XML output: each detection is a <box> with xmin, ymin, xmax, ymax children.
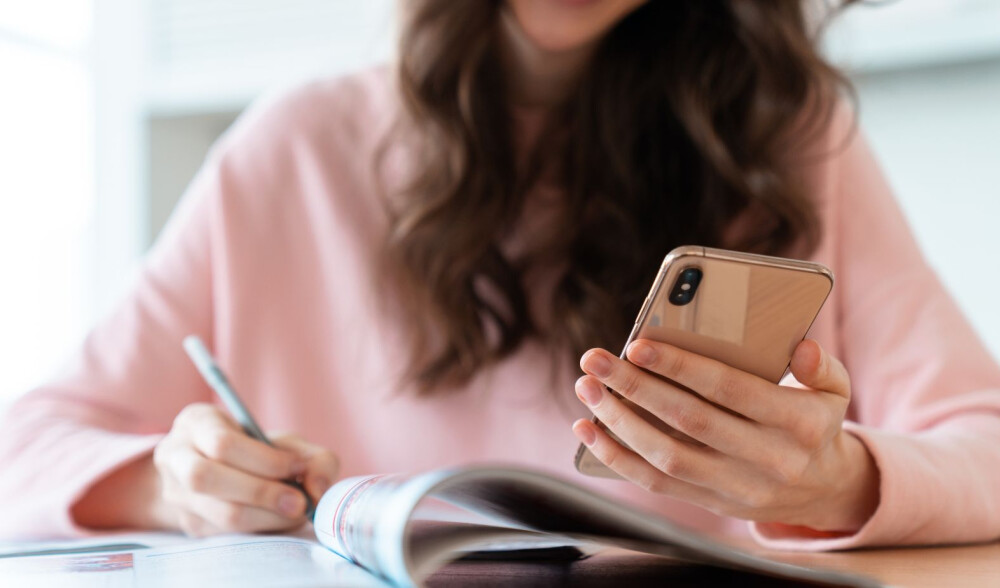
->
<box><xmin>2</xmin><ymin>0</ymin><xmax>999</xmax><ymax>550</ymax></box>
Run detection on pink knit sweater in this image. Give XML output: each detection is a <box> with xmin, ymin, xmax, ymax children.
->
<box><xmin>2</xmin><ymin>67</ymin><xmax>999</xmax><ymax>549</ymax></box>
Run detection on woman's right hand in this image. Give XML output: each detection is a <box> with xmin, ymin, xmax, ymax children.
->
<box><xmin>150</xmin><ymin>403</ymin><xmax>338</xmax><ymax>536</ymax></box>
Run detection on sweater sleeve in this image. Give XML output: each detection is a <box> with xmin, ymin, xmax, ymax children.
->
<box><xmin>0</xmin><ymin>72</ymin><xmax>379</xmax><ymax>539</ymax></box>
<box><xmin>0</xmin><ymin>151</ymin><xmax>224</xmax><ymax>538</ymax></box>
<box><xmin>750</xmin><ymin>117</ymin><xmax>1000</xmax><ymax>549</ymax></box>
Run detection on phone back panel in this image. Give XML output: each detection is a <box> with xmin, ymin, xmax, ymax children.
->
<box><xmin>575</xmin><ymin>246</ymin><xmax>833</xmax><ymax>478</ymax></box>
<box><xmin>637</xmin><ymin>247</ymin><xmax>833</xmax><ymax>383</ymax></box>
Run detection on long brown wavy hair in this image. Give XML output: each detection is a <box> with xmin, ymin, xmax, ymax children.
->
<box><xmin>381</xmin><ymin>0</ymin><xmax>854</xmax><ymax>394</ymax></box>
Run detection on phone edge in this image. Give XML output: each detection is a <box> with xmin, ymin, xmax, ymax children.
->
<box><xmin>572</xmin><ymin>246</ymin><xmax>706</xmax><ymax>472</ymax></box>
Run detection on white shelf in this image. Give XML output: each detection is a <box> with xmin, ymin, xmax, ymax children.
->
<box><xmin>143</xmin><ymin>0</ymin><xmax>393</xmax><ymax>116</ymax></box>
<box><xmin>144</xmin><ymin>51</ymin><xmax>387</xmax><ymax>116</ymax></box>
<box><xmin>142</xmin><ymin>0</ymin><xmax>1000</xmax><ymax>115</ymax></box>
<box><xmin>823</xmin><ymin>0</ymin><xmax>1000</xmax><ymax>73</ymax></box>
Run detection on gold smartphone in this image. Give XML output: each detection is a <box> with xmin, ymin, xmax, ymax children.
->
<box><xmin>574</xmin><ymin>245</ymin><xmax>833</xmax><ymax>478</ymax></box>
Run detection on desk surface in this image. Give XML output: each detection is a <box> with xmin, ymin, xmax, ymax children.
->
<box><xmin>3</xmin><ymin>532</ymin><xmax>998</xmax><ymax>587</ymax></box>
<box><xmin>749</xmin><ymin>539</ymin><xmax>1000</xmax><ymax>588</ymax></box>
<box><xmin>428</xmin><ymin>540</ymin><xmax>1000</xmax><ymax>587</ymax></box>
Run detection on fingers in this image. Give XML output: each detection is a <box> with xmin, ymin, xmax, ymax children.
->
<box><xmin>168</xmin><ymin>446</ymin><xmax>309</xmax><ymax>518</ymax></box>
<box><xmin>576</xmin><ymin>351</ymin><xmax>755</xmax><ymax>455</ymax></box>
<box><xmin>571</xmin><ymin>419</ymin><xmax>721</xmax><ymax>506</ymax></box>
<box><xmin>157</xmin><ymin>403</ymin><xmax>340</xmax><ymax>537</ymax></box>
<box><xmin>272</xmin><ymin>435</ymin><xmax>339</xmax><ymax>502</ymax></box>
<box><xmin>184</xmin><ymin>492</ymin><xmax>303</xmax><ymax>534</ymax></box>
<box><xmin>789</xmin><ymin>339</ymin><xmax>851</xmax><ymax>399</ymax></box>
<box><xmin>575</xmin><ymin>344</ymin><xmax>859</xmax><ymax>526</ymax></box>
<box><xmin>612</xmin><ymin>342</ymin><xmax>800</xmax><ymax>425</ymax></box>
<box><xmin>177</xmin><ymin>511</ymin><xmax>221</xmax><ymax>538</ymax></box>
<box><xmin>159</xmin><ymin>445</ymin><xmax>306</xmax><ymax>534</ymax></box>
<box><xmin>180</xmin><ymin>406</ymin><xmax>305</xmax><ymax>480</ymax></box>
<box><xmin>573</xmin><ymin>391</ymin><xmax>813</xmax><ymax>517</ymax></box>
<box><xmin>594</xmin><ymin>341</ymin><xmax>848</xmax><ymax>457</ymax></box>
<box><xmin>574</xmin><ymin>378</ymin><xmax>732</xmax><ymax>490</ymax></box>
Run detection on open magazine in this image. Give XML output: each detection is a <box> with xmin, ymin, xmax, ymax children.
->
<box><xmin>313</xmin><ymin>465</ymin><xmax>880</xmax><ymax>588</ymax></box>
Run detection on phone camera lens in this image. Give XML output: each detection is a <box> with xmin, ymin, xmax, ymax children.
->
<box><xmin>668</xmin><ymin>267</ymin><xmax>702</xmax><ymax>306</ymax></box>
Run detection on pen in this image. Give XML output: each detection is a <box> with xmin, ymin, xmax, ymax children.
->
<box><xmin>182</xmin><ymin>335</ymin><xmax>315</xmax><ymax>520</ymax></box>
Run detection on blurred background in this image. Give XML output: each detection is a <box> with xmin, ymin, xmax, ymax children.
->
<box><xmin>1</xmin><ymin>0</ymin><xmax>999</xmax><ymax>410</ymax></box>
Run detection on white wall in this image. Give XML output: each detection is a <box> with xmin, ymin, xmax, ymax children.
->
<box><xmin>94</xmin><ymin>0</ymin><xmax>149</xmax><ymax>317</ymax></box>
<box><xmin>852</xmin><ymin>59</ymin><xmax>1000</xmax><ymax>359</ymax></box>
<box><xmin>0</xmin><ymin>3</ymin><xmax>97</xmax><ymax>407</ymax></box>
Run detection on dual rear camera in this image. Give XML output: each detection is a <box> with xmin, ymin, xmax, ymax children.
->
<box><xmin>668</xmin><ymin>267</ymin><xmax>703</xmax><ymax>306</ymax></box>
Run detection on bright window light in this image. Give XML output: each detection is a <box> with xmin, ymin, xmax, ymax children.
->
<box><xmin>0</xmin><ymin>6</ymin><xmax>94</xmax><ymax>406</ymax></box>
<box><xmin>0</xmin><ymin>2</ymin><xmax>93</xmax><ymax>49</ymax></box>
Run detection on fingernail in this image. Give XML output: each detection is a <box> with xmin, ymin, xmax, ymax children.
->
<box><xmin>582</xmin><ymin>352</ymin><xmax>612</xmax><ymax>378</ymax></box>
<box><xmin>576</xmin><ymin>378</ymin><xmax>604</xmax><ymax>407</ymax></box>
<box><xmin>628</xmin><ymin>341</ymin><xmax>656</xmax><ymax>366</ymax></box>
<box><xmin>278</xmin><ymin>492</ymin><xmax>302</xmax><ymax>517</ymax></box>
<box><xmin>574</xmin><ymin>421</ymin><xmax>597</xmax><ymax>447</ymax></box>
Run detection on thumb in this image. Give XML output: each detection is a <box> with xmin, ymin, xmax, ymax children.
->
<box><xmin>789</xmin><ymin>339</ymin><xmax>851</xmax><ymax>400</ymax></box>
<box><xmin>271</xmin><ymin>434</ymin><xmax>339</xmax><ymax>503</ymax></box>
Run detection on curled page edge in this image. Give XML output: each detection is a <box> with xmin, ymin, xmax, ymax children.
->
<box><xmin>315</xmin><ymin>466</ymin><xmax>881</xmax><ymax>588</ymax></box>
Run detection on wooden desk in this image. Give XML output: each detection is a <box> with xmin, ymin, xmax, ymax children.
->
<box><xmin>428</xmin><ymin>541</ymin><xmax>1000</xmax><ymax>587</ymax></box>
<box><xmin>750</xmin><ymin>540</ymin><xmax>1000</xmax><ymax>588</ymax></box>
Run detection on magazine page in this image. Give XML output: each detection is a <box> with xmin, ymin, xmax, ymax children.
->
<box><xmin>314</xmin><ymin>466</ymin><xmax>882</xmax><ymax>588</ymax></box>
<box><xmin>0</xmin><ymin>533</ymin><xmax>389</xmax><ymax>588</ymax></box>
<box><xmin>132</xmin><ymin>535</ymin><xmax>388</xmax><ymax>587</ymax></box>
<box><xmin>314</xmin><ymin>471</ymin><xmax>572</xmax><ymax>586</ymax></box>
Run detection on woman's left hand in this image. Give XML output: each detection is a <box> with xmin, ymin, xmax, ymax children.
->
<box><xmin>572</xmin><ymin>339</ymin><xmax>879</xmax><ymax>533</ymax></box>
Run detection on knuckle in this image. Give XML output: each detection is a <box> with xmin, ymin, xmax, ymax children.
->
<box><xmin>769</xmin><ymin>403</ymin><xmax>797</xmax><ymax>428</ymax></box>
<box><xmin>759</xmin><ymin>450</ymin><xmax>788</xmax><ymax>479</ymax></box>
<box><xmin>321</xmin><ymin>450</ymin><xmax>340</xmax><ymax>473</ymax></box>
<box><xmin>152</xmin><ymin>442</ymin><xmax>170</xmax><ymax>469</ymax></box>
<box><xmin>643</xmin><ymin>475</ymin><xmax>669</xmax><ymax>495</ymax></box>
<box><xmin>160</xmin><ymin>479</ymin><xmax>182</xmax><ymax>504</ymax></box>
<box><xmin>602</xmin><ymin>408</ymin><xmax>627</xmax><ymax>433</ymax></box>
<box><xmin>161</xmin><ymin>487</ymin><xmax>179</xmax><ymax>507</ymax></box>
<box><xmin>251</xmin><ymin>482</ymin><xmax>276</xmax><ymax>509</ymax></box>
<box><xmin>176</xmin><ymin>403</ymin><xmax>212</xmax><ymax>426</ymax></box>
<box><xmin>174</xmin><ymin>405</ymin><xmax>197</xmax><ymax>426</ymax></box>
<box><xmin>272</xmin><ymin>452</ymin><xmax>300</xmax><ymax>477</ymax></box>
<box><xmin>596</xmin><ymin>444</ymin><xmax>619</xmax><ymax>472</ymax></box>
<box><xmin>186</xmin><ymin>460</ymin><xmax>214</xmax><ymax>493</ymax></box>
<box><xmin>791</xmin><ymin>419</ymin><xmax>825</xmax><ymax>450</ymax></box>
<box><xmin>673</xmin><ymin>407</ymin><xmax>711</xmax><ymax>439</ymax></box>
<box><xmin>662</xmin><ymin>351</ymin><xmax>688</xmax><ymax>379</ymax></box>
<box><xmin>219</xmin><ymin>504</ymin><xmax>247</xmax><ymax>530</ymax></box>
<box><xmin>786</xmin><ymin>463</ymin><xmax>807</xmax><ymax>486</ymax></box>
<box><xmin>312</xmin><ymin>451</ymin><xmax>340</xmax><ymax>482</ymax></box>
<box><xmin>803</xmin><ymin>430</ymin><xmax>825</xmax><ymax>452</ymax></box>
<box><xmin>205</xmin><ymin>431</ymin><xmax>238</xmax><ymax>460</ymax></box>
<box><xmin>744</xmin><ymin>486</ymin><xmax>777</xmax><ymax>510</ymax></box>
<box><xmin>616</xmin><ymin>371</ymin><xmax>642</xmax><ymax>399</ymax></box>
<box><xmin>652</xmin><ymin>450</ymin><xmax>685</xmax><ymax>478</ymax></box>
<box><xmin>178</xmin><ymin>512</ymin><xmax>204</xmax><ymax>537</ymax></box>
<box><xmin>702</xmin><ymin>500</ymin><xmax>731</xmax><ymax>519</ymax></box>
<box><xmin>713</xmin><ymin>373</ymin><xmax>743</xmax><ymax>405</ymax></box>
<box><xmin>772</xmin><ymin>454</ymin><xmax>808</xmax><ymax>485</ymax></box>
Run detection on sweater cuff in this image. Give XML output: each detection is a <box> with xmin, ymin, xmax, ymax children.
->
<box><xmin>58</xmin><ymin>430</ymin><xmax>164</xmax><ymax>537</ymax></box>
<box><xmin>749</xmin><ymin>422</ymin><xmax>910</xmax><ymax>551</ymax></box>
